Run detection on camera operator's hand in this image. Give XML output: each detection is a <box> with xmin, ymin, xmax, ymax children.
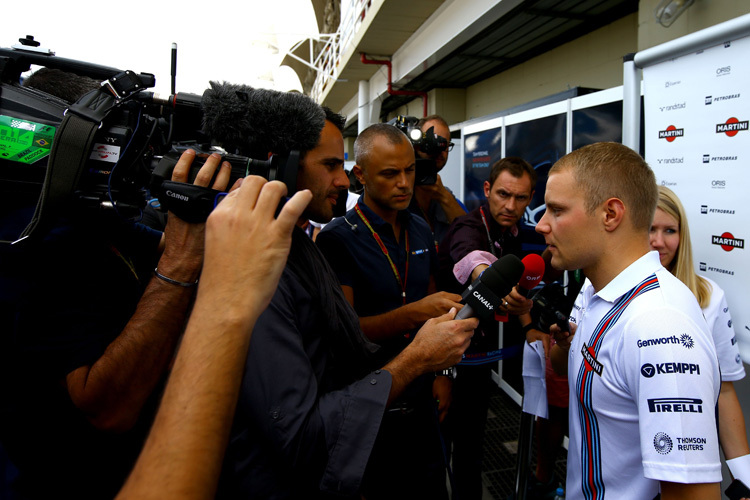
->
<box><xmin>158</xmin><ymin>149</ymin><xmax>232</xmax><ymax>283</ymax></box>
<box><xmin>415</xmin><ymin>174</ymin><xmax>467</xmax><ymax>224</ymax></box>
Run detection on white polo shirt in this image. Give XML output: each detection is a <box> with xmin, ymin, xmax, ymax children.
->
<box><xmin>702</xmin><ymin>276</ymin><xmax>745</xmax><ymax>382</ymax></box>
<box><xmin>566</xmin><ymin>251</ymin><xmax>721</xmax><ymax>500</ymax></box>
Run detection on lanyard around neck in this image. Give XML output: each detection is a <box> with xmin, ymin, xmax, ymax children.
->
<box><xmin>355</xmin><ymin>203</ymin><xmax>409</xmax><ymax>305</ymax></box>
<box><xmin>479</xmin><ymin>206</ymin><xmax>499</xmax><ymax>258</ymax></box>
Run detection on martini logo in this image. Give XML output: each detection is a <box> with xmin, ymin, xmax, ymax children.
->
<box><xmin>659</xmin><ymin>125</ymin><xmax>683</xmax><ymax>142</ymax></box>
<box><xmin>716</xmin><ymin>117</ymin><xmax>748</xmax><ymax>136</ymax></box>
<box><xmin>581</xmin><ymin>343</ymin><xmax>603</xmax><ymax>376</ymax></box>
<box><xmin>712</xmin><ymin>232</ymin><xmax>744</xmax><ymax>251</ymax></box>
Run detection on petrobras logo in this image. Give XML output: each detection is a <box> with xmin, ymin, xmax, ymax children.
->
<box><xmin>702</xmin><ymin>154</ymin><xmax>738</xmax><ymax>163</ymax></box>
<box><xmin>705</xmin><ymin>93</ymin><xmax>741</xmax><ymax>105</ymax></box>
<box><xmin>641</xmin><ymin>362</ymin><xmax>700</xmax><ymax>378</ymax></box>
<box><xmin>659</xmin><ymin>125</ymin><xmax>684</xmax><ymax>142</ymax></box>
<box><xmin>655</xmin><ymin>157</ymin><xmax>683</xmax><ymax>165</ymax></box>
<box><xmin>711</xmin><ymin>179</ymin><xmax>726</xmax><ymax>189</ymax></box>
<box><xmin>716</xmin><ymin>65</ymin><xmax>731</xmax><ymax>77</ymax></box>
<box><xmin>700</xmin><ymin>205</ymin><xmax>735</xmax><ymax>215</ymax></box>
<box><xmin>712</xmin><ymin>232</ymin><xmax>744</xmax><ymax>251</ymax></box>
<box><xmin>699</xmin><ymin>261</ymin><xmax>735</xmax><ymax>276</ymax></box>
<box><xmin>637</xmin><ymin>334</ymin><xmax>694</xmax><ymax>349</ymax></box>
<box><xmin>648</xmin><ymin>397</ymin><xmax>703</xmax><ymax>413</ymax></box>
<box><xmin>581</xmin><ymin>342</ymin><xmax>603</xmax><ymax>376</ymax></box>
<box><xmin>654</xmin><ymin>432</ymin><xmax>673</xmax><ymax>454</ymax></box>
<box><xmin>716</xmin><ymin>117</ymin><xmax>748</xmax><ymax>136</ymax></box>
<box><xmin>659</xmin><ymin>102</ymin><xmax>686</xmax><ymax>112</ymax></box>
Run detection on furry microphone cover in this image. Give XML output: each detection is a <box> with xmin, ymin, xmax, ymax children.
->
<box><xmin>201</xmin><ymin>81</ymin><xmax>326</xmax><ymax>158</ymax></box>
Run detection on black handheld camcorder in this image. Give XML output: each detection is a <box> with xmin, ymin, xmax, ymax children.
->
<box><xmin>388</xmin><ymin>115</ymin><xmax>451</xmax><ymax>186</ymax></box>
<box><xmin>0</xmin><ymin>36</ymin><xmax>306</xmax><ymax>243</ymax></box>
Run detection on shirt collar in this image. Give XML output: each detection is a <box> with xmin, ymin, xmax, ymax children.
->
<box><xmin>356</xmin><ymin>199</ymin><xmax>412</xmax><ymax>230</ymax></box>
<box><xmin>595</xmin><ymin>251</ymin><xmax>663</xmax><ymax>303</ymax></box>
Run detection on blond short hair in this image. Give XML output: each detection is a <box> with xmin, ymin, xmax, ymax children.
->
<box><xmin>551</xmin><ymin>142</ymin><xmax>658</xmax><ymax>232</ymax></box>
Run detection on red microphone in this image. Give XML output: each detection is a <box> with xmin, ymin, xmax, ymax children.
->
<box><xmin>518</xmin><ymin>253</ymin><xmax>546</xmax><ymax>297</ymax></box>
<box><xmin>494</xmin><ymin>253</ymin><xmax>545</xmax><ymax>322</ymax></box>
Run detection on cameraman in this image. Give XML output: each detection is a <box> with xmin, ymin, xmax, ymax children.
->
<box><xmin>0</xmin><ymin>148</ymin><xmax>231</xmax><ymax>499</ymax></box>
<box><xmin>409</xmin><ymin>114</ymin><xmax>467</xmax><ymax>245</ymax></box>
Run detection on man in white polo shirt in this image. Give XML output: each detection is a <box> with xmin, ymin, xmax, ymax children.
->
<box><xmin>536</xmin><ymin>142</ymin><xmax>721</xmax><ymax>500</ymax></box>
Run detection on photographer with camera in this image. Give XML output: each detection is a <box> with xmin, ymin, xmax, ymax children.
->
<box><xmin>316</xmin><ymin>123</ymin><xmax>464</xmax><ymax>499</ymax></box>
<box><xmin>436</xmin><ymin>156</ymin><xmax>547</xmax><ymax>499</ymax></box>
<box><xmin>0</xmin><ymin>146</ymin><xmax>231</xmax><ymax>499</ymax></box>
<box><xmin>409</xmin><ymin>114</ymin><xmax>467</xmax><ymax>246</ymax></box>
<box><xmin>216</xmin><ymin>108</ymin><xmax>478</xmax><ymax>499</ymax></box>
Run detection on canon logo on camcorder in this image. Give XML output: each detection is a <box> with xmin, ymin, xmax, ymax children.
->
<box><xmin>658</xmin><ymin>125</ymin><xmax>683</xmax><ymax>142</ymax></box>
<box><xmin>165</xmin><ymin>190</ymin><xmax>189</xmax><ymax>202</ymax></box>
<box><xmin>712</xmin><ymin>232</ymin><xmax>744</xmax><ymax>252</ymax></box>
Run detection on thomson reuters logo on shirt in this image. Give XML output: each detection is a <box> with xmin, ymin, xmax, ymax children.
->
<box><xmin>712</xmin><ymin>232</ymin><xmax>744</xmax><ymax>251</ymax></box>
<box><xmin>659</xmin><ymin>125</ymin><xmax>684</xmax><ymax>142</ymax></box>
<box><xmin>716</xmin><ymin>117</ymin><xmax>748</xmax><ymax>137</ymax></box>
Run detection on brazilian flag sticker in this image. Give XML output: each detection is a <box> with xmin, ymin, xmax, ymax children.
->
<box><xmin>0</xmin><ymin>115</ymin><xmax>56</xmax><ymax>164</ymax></box>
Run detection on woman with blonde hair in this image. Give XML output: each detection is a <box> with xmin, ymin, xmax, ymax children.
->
<box><xmin>650</xmin><ymin>185</ymin><xmax>750</xmax><ymax>485</ymax></box>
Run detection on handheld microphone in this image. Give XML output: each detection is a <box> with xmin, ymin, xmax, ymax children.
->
<box><xmin>518</xmin><ymin>254</ymin><xmax>545</xmax><ymax>298</ymax></box>
<box><xmin>456</xmin><ymin>254</ymin><xmax>524</xmax><ymax>321</ymax></box>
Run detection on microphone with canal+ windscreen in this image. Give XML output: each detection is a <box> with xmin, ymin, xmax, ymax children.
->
<box><xmin>456</xmin><ymin>254</ymin><xmax>525</xmax><ymax>322</ymax></box>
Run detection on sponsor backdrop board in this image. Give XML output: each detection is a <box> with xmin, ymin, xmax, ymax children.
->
<box><xmin>644</xmin><ymin>35</ymin><xmax>750</xmax><ymax>362</ymax></box>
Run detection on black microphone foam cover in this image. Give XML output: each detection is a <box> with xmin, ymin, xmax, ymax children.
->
<box><xmin>201</xmin><ymin>81</ymin><xmax>326</xmax><ymax>158</ymax></box>
<box><xmin>481</xmin><ymin>254</ymin><xmax>525</xmax><ymax>298</ymax></box>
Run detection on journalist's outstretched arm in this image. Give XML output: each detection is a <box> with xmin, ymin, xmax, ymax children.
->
<box><xmin>65</xmin><ymin>150</ymin><xmax>231</xmax><ymax>432</ymax></box>
<box><xmin>117</xmin><ymin>178</ymin><xmax>312</xmax><ymax>500</ymax></box>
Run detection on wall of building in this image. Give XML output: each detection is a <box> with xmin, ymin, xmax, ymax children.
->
<box><xmin>464</xmin><ymin>13</ymin><xmax>637</xmax><ymax>121</ymax></box>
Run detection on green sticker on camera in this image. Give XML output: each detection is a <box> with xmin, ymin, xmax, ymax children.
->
<box><xmin>0</xmin><ymin>115</ymin><xmax>56</xmax><ymax>164</ymax></box>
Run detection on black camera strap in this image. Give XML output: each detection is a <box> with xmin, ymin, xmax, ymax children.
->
<box><xmin>11</xmin><ymin>85</ymin><xmax>124</xmax><ymax>245</ymax></box>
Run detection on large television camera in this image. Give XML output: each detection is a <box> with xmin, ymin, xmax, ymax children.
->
<box><xmin>388</xmin><ymin>115</ymin><xmax>451</xmax><ymax>186</ymax></box>
<box><xmin>0</xmin><ymin>36</ymin><xmax>308</xmax><ymax>243</ymax></box>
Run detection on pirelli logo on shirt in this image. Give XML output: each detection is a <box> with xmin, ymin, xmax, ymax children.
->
<box><xmin>647</xmin><ymin>397</ymin><xmax>703</xmax><ymax>413</ymax></box>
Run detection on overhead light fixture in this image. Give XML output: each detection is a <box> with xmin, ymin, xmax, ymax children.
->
<box><xmin>655</xmin><ymin>0</ymin><xmax>695</xmax><ymax>27</ymax></box>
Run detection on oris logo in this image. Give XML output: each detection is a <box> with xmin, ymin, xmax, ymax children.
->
<box><xmin>711</xmin><ymin>180</ymin><xmax>726</xmax><ymax>189</ymax></box>
<box><xmin>712</xmin><ymin>232</ymin><xmax>744</xmax><ymax>251</ymax></box>
<box><xmin>659</xmin><ymin>125</ymin><xmax>684</xmax><ymax>142</ymax></box>
<box><xmin>716</xmin><ymin>66</ymin><xmax>731</xmax><ymax>77</ymax></box>
<box><xmin>716</xmin><ymin>117</ymin><xmax>748</xmax><ymax>136</ymax></box>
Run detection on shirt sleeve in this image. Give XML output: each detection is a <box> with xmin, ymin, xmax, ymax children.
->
<box><xmin>619</xmin><ymin>308</ymin><xmax>722</xmax><ymax>484</ymax></box>
<box><xmin>239</xmin><ymin>271</ymin><xmax>391</xmax><ymax>496</ymax></box>
<box><xmin>446</xmin><ymin>219</ymin><xmax>486</xmax><ymax>285</ymax></box>
<box><xmin>704</xmin><ymin>284</ymin><xmax>745</xmax><ymax>381</ymax></box>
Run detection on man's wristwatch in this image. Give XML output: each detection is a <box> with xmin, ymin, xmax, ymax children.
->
<box><xmin>439</xmin><ymin>366</ymin><xmax>457</xmax><ymax>379</ymax></box>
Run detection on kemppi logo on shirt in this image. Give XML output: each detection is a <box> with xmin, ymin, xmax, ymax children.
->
<box><xmin>641</xmin><ymin>362</ymin><xmax>700</xmax><ymax>378</ymax></box>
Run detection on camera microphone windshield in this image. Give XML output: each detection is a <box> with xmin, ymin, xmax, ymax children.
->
<box><xmin>201</xmin><ymin>81</ymin><xmax>325</xmax><ymax>159</ymax></box>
